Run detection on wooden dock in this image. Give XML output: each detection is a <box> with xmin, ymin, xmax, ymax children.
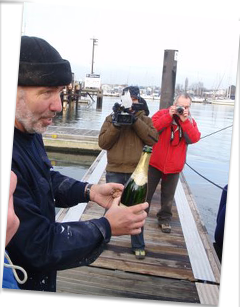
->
<box><xmin>55</xmin><ymin>149</ymin><xmax>221</xmax><ymax>304</ymax></box>
<box><xmin>43</xmin><ymin>126</ymin><xmax>101</xmax><ymax>154</ymax></box>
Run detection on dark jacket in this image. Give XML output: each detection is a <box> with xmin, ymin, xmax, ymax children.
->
<box><xmin>7</xmin><ymin>128</ymin><xmax>111</xmax><ymax>292</ymax></box>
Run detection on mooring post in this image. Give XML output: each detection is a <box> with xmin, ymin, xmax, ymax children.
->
<box><xmin>97</xmin><ymin>88</ymin><xmax>103</xmax><ymax>109</ymax></box>
<box><xmin>159</xmin><ymin>49</ymin><xmax>178</xmax><ymax>109</ymax></box>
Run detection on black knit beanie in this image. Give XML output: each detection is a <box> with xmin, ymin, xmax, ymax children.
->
<box><xmin>18</xmin><ymin>36</ymin><xmax>72</xmax><ymax>86</ymax></box>
<box><xmin>122</xmin><ymin>86</ymin><xmax>140</xmax><ymax>99</ymax></box>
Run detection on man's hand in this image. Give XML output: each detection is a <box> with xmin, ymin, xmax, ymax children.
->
<box><xmin>104</xmin><ymin>198</ymin><xmax>149</xmax><ymax>236</ymax></box>
<box><xmin>178</xmin><ymin>108</ymin><xmax>189</xmax><ymax>122</ymax></box>
<box><xmin>90</xmin><ymin>183</ymin><xmax>124</xmax><ymax>209</ymax></box>
<box><xmin>171</xmin><ymin>105</ymin><xmax>189</xmax><ymax>122</ymax></box>
<box><xmin>169</xmin><ymin>105</ymin><xmax>176</xmax><ymax>117</ymax></box>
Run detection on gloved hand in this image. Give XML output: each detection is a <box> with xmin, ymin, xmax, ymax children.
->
<box><xmin>112</xmin><ymin>102</ymin><xmax>121</xmax><ymax>113</ymax></box>
<box><xmin>132</xmin><ymin>98</ymin><xmax>149</xmax><ymax>116</ymax></box>
<box><xmin>111</xmin><ymin>102</ymin><xmax>122</xmax><ymax>127</ymax></box>
<box><xmin>132</xmin><ymin>113</ymin><xmax>138</xmax><ymax>124</ymax></box>
<box><xmin>112</xmin><ymin>114</ymin><xmax>121</xmax><ymax>127</ymax></box>
<box><xmin>131</xmin><ymin>103</ymin><xmax>144</xmax><ymax>112</ymax></box>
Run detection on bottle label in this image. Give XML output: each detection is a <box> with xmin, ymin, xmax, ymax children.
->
<box><xmin>131</xmin><ymin>172</ymin><xmax>147</xmax><ymax>186</ymax></box>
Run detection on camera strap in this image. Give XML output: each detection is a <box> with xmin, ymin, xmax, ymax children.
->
<box><xmin>171</xmin><ymin>118</ymin><xmax>182</xmax><ymax>144</ymax></box>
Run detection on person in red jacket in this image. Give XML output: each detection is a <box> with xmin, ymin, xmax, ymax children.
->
<box><xmin>126</xmin><ymin>93</ymin><xmax>200</xmax><ymax>255</ymax></box>
<box><xmin>147</xmin><ymin>93</ymin><xmax>201</xmax><ymax>233</ymax></box>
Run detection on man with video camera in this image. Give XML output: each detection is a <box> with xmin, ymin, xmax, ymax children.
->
<box><xmin>98</xmin><ymin>86</ymin><xmax>158</xmax><ymax>259</ymax></box>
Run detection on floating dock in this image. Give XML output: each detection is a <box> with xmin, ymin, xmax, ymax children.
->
<box><xmin>43</xmin><ymin>126</ymin><xmax>101</xmax><ymax>154</ymax></box>
<box><xmin>47</xmin><ymin>131</ymin><xmax>221</xmax><ymax>304</ymax></box>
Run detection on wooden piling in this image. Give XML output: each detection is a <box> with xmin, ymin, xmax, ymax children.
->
<box><xmin>160</xmin><ymin>49</ymin><xmax>178</xmax><ymax>109</ymax></box>
<box><xmin>97</xmin><ymin>89</ymin><xmax>103</xmax><ymax>109</ymax></box>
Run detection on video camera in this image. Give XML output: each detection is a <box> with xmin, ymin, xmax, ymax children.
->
<box><xmin>112</xmin><ymin>103</ymin><xmax>135</xmax><ymax>125</ymax></box>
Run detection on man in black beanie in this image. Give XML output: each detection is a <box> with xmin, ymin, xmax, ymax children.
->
<box><xmin>16</xmin><ymin>36</ymin><xmax>73</xmax><ymax>134</ymax></box>
<box><xmin>122</xmin><ymin>86</ymin><xmax>150</xmax><ymax>116</ymax></box>
<box><xmin>18</xmin><ymin>36</ymin><xmax>72</xmax><ymax>87</ymax></box>
<box><xmin>6</xmin><ymin>36</ymin><xmax>148</xmax><ymax>292</ymax></box>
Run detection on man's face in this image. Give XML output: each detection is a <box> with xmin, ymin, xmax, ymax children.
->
<box><xmin>175</xmin><ymin>96</ymin><xmax>191</xmax><ymax>114</ymax></box>
<box><xmin>15</xmin><ymin>86</ymin><xmax>64</xmax><ymax>134</ymax></box>
<box><xmin>131</xmin><ymin>97</ymin><xmax>139</xmax><ymax>104</ymax></box>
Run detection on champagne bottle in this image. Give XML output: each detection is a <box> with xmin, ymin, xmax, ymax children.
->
<box><xmin>120</xmin><ymin>145</ymin><xmax>152</xmax><ymax>207</ymax></box>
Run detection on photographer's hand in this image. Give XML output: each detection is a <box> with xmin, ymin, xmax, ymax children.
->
<box><xmin>178</xmin><ymin>109</ymin><xmax>189</xmax><ymax>122</ymax></box>
<box><xmin>112</xmin><ymin>102</ymin><xmax>121</xmax><ymax>113</ymax></box>
<box><xmin>169</xmin><ymin>105</ymin><xmax>176</xmax><ymax>117</ymax></box>
<box><xmin>112</xmin><ymin>102</ymin><xmax>122</xmax><ymax>127</ymax></box>
<box><xmin>111</xmin><ymin>114</ymin><xmax>121</xmax><ymax>127</ymax></box>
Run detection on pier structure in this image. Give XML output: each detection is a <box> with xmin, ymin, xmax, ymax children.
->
<box><xmin>61</xmin><ymin>84</ymin><xmax>103</xmax><ymax>111</ymax></box>
<box><xmin>43</xmin><ymin>128</ymin><xmax>221</xmax><ymax>304</ymax></box>
<box><xmin>43</xmin><ymin>126</ymin><xmax>101</xmax><ymax>155</ymax></box>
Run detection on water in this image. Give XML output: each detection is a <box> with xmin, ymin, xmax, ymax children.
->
<box><xmin>50</xmin><ymin>97</ymin><xmax>234</xmax><ymax>241</ymax></box>
<box><xmin>182</xmin><ymin>103</ymin><xmax>233</xmax><ymax>240</ymax></box>
<box><xmin>47</xmin><ymin>151</ymin><xmax>96</xmax><ymax>181</ymax></box>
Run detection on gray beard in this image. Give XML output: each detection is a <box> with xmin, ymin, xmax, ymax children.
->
<box><xmin>15</xmin><ymin>99</ymin><xmax>48</xmax><ymax>134</ymax></box>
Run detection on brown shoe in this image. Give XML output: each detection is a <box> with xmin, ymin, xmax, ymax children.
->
<box><xmin>160</xmin><ymin>223</ymin><xmax>171</xmax><ymax>233</ymax></box>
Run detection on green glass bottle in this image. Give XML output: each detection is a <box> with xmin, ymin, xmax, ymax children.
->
<box><xmin>120</xmin><ymin>145</ymin><xmax>152</xmax><ymax>207</ymax></box>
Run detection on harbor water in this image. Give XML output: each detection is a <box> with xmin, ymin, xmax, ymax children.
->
<box><xmin>50</xmin><ymin>97</ymin><xmax>234</xmax><ymax>241</ymax></box>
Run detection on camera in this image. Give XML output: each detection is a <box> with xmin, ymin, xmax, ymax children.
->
<box><xmin>112</xmin><ymin>102</ymin><xmax>134</xmax><ymax>125</ymax></box>
<box><xmin>115</xmin><ymin>112</ymin><xmax>134</xmax><ymax>125</ymax></box>
<box><xmin>176</xmin><ymin>106</ymin><xmax>185</xmax><ymax>115</ymax></box>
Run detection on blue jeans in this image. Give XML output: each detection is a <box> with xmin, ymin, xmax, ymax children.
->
<box><xmin>106</xmin><ymin>171</ymin><xmax>144</xmax><ymax>250</ymax></box>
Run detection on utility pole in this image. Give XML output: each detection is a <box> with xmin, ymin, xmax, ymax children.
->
<box><xmin>185</xmin><ymin>77</ymin><xmax>189</xmax><ymax>92</ymax></box>
<box><xmin>159</xmin><ymin>49</ymin><xmax>178</xmax><ymax>109</ymax></box>
<box><xmin>90</xmin><ymin>38</ymin><xmax>98</xmax><ymax>74</ymax></box>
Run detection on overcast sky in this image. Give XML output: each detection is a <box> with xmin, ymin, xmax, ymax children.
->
<box><xmin>20</xmin><ymin>0</ymin><xmax>240</xmax><ymax>89</ymax></box>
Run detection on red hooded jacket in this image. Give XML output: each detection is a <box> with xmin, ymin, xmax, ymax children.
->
<box><xmin>150</xmin><ymin>108</ymin><xmax>201</xmax><ymax>174</ymax></box>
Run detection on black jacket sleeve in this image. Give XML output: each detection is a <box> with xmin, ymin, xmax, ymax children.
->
<box><xmin>7</xmin><ymin>166</ymin><xmax>111</xmax><ymax>274</ymax></box>
<box><xmin>50</xmin><ymin>169</ymin><xmax>88</xmax><ymax>208</ymax></box>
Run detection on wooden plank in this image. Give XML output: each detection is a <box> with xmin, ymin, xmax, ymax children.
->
<box><xmin>181</xmin><ymin>173</ymin><xmax>221</xmax><ymax>283</ymax></box>
<box><xmin>175</xmin><ymin>180</ymin><xmax>216</xmax><ymax>282</ymax></box>
<box><xmin>57</xmin><ymin>266</ymin><xmax>200</xmax><ymax>303</ymax></box>
<box><xmin>56</xmin><ymin>151</ymin><xmax>107</xmax><ymax>223</ymax></box>
<box><xmin>83</xmin><ymin>181</ymin><xmax>196</xmax><ymax>282</ymax></box>
<box><xmin>195</xmin><ymin>282</ymin><xmax>219</xmax><ymax>305</ymax></box>
<box><xmin>55</xmin><ymin>148</ymin><xmax>220</xmax><ymax>303</ymax></box>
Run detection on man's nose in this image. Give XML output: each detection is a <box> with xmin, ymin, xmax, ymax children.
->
<box><xmin>50</xmin><ymin>95</ymin><xmax>62</xmax><ymax>113</ymax></box>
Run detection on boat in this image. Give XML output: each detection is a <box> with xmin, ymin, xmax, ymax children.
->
<box><xmin>211</xmin><ymin>99</ymin><xmax>234</xmax><ymax>106</ymax></box>
<box><xmin>192</xmin><ymin>97</ymin><xmax>206</xmax><ymax>103</ymax></box>
<box><xmin>141</xmin><ymin>94</ymin><xmax>160</xmax><ymax>100</ymax></box>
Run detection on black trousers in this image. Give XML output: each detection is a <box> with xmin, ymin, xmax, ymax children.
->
<box><xmin>146</xmin><ymin>165</ymin><xmax>180</xmax><ymax>224</ymax></box>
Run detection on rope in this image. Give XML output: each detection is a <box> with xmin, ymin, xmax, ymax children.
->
<box><xmin>185</xmin><ymin>162</ymin><xmax>227</xmax><ymax>191</ymax></box>
<box><xmin>200</xmin><ymin>125</ymin><xmax>233</xmax><ymax>140</ymax></box>
<box><xmin>185</xmin><ymin>124</ymin><xmax>232</xmax><ymax>191</ymax></box>
<box><xmin>4</xmin><ymin>251</ymin><xmax>28</xmax><ymax>284</ymax></box>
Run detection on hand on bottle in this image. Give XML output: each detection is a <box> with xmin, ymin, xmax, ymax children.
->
<box><xmin>104</xmin><ymin>198</ymin><xmax>149</xmax><ymax>236</ymax></box>
<box><xmin>90</xmin><ymin>183</ymin><xmax>124</xmax><ymax>209</ymax></box>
